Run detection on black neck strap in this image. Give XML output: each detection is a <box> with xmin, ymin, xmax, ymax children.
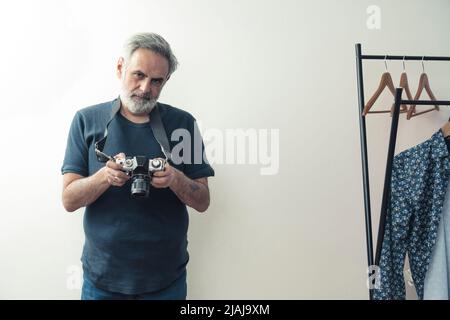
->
<box><xmin>94</xmin><ymin>98</ymin><xmax>172</xmax><ymax>162</ymax></box>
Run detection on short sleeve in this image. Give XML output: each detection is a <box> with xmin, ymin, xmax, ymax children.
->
<box><xmin>61</xmin><ymin>111</ymin><xmax>89</xmax><ymax>176</ymax></box>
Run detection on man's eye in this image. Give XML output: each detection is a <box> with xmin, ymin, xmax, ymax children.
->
<box><xmin>134</xmin><ymin>73</ymin><xmax>145</xmax><ymax>79</ymax></box>
<box><xmin>151</xmin><ymin>79</ymin><xmax>163</xmax><ymax>85</ymax></box>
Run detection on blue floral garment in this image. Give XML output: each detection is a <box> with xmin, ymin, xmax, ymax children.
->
<box><xmin>373</xmin><ymin>129</ymin><xmax>450</xmax><ymax>300</ymax></box>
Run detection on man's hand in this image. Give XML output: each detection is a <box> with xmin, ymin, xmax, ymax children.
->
<box><xmin>152</xmin><ymin>161</ymin><xmax>210</xmax><ymax>212</ymax></box>
<box><xmin>151</xmin><ymin>161</ymin><xmax>176</xmax><ymax>189</ymax></box>
<box><xmin>105</xmin><ymin>153</ymin><xmax>131</xmax><ymax>187</ymax></box>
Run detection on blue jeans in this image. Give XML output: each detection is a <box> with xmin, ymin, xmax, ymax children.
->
<box><xmin>81</xmin><ymin>271</ymin><xmax>187</xmax><ymax>300</ymax></box>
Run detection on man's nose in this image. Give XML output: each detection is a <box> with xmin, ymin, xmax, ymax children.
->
<box><xmin>140</xmin><ymin>79</ymin><xmax>152</xmax><ymax>93</ymax></box>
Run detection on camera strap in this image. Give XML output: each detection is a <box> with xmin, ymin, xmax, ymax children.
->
<box><xmin>149</xmin><ymin>103</ymin><xmax>172</xmax><ymax>162</ymax></box>
<box><xmin>95</xmin><ymin>97</ymin><xmax>172</xmax><ymax>162</ymax></box>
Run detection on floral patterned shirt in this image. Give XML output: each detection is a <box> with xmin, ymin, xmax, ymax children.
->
<box><xmin>373</xmin><ymin>129</ymin><xmax>450</xmax><ymax>300</ymax></box>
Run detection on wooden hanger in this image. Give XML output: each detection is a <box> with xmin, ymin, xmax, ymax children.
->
<box><xmin>362</xmin><ymin>72</ymin><xmax>396</xmax><ymax>116</ymax></box>
<box><xmin>407</xmin><ymin>58</ymin><xmax>439</xmax><ymax>119</ymax></box>
<box><xmin>395</xmin><ymin>57</ymin><xmax>413</xmax><ymax>116</ymax></box>
<box><xmin>362</xmin><ymin>57</ymin><xmax>401</xmax><ymax>116</ymax></box>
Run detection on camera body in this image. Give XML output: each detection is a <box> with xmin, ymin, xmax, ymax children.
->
<box><xmin>116</xmin><ymin>156</ymin><xmax>166</xmax><ymax>198</ymax></box>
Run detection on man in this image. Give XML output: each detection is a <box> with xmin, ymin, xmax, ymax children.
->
<box><xmin>61</xmin><ymin>33</ymin><xmax>214</xmax><ymax>300</ymax></box>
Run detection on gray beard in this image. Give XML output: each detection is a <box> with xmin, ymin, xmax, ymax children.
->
<box><xmin>120</xmin><ymin>91</ymin><xmax>158</xmax><ymax>115</ymax></box>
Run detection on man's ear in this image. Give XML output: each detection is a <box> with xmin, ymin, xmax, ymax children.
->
<box><xmin>117</xmin><ymin>57</ymin><xmax>125</xmax><ymax>79</ymax></box>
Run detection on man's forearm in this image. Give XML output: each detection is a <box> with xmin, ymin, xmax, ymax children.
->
<box><xmin>63</xmin><ymin>168</ymin><xmax>110</xmax><ymax>212</ymax></box>
<box><xmin>169</xmin><ymin>169</ymin><xmax>210</xmax><ymax>213</ymax></box>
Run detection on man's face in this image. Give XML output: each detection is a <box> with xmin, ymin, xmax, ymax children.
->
<box><xmin>117</xmin><ymin>48</ymin><xmax>170</xmax><ymax>115</ymax></box>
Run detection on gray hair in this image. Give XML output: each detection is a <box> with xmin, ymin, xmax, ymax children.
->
<box><xmin>122</xmin><ymin>32</ymin><xmax>178</xmax><ymax>77</ymax></box>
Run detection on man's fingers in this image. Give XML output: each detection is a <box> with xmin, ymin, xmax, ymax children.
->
<box><xmin>106</xmin><ymin>159</ymin><xmax>123</xmax><ymax>170</ymax></box>
<box><xmin>151</xmin><ymin>175</ymin><xmax>170</xmax><ymax>188</ymax></box>
<box><xmin>105</xmin><ymin>167</ymin><xmax>130</xmax><ymax>181</ymax></box>
<box><xmin>107</xmin><ymin>172</ymin><xmax>126</xmax><ymax>181</ymax></box>
<box><xmin>151</xmin><ymin>176</ymin><xmax>163</xmax><ymax>183</ymax></box>
<box><xmin>152</xmin><ymin>170</ymin><xmax>168</xmax><ymax>177</ymax></box>
<box><xmin>108</xmin><ymin>175</ymin><xmax>128</xmax><ymax>187</ymax></box>
<box><xmin>111</xmin><ymin>171</ymin><xmax>130</xmax><ymax>181</ymax></box>
<box><xmin>151</xmin><ymin>180</ymin><xmax>164</xmax><ymax>188</ymax></box>
<box><xmin>152</xmin><ymin>163</ymin><xmax>171</xmax><ymax>177</ymax></box>
<box><xmin>106</xmin><ymin>152</ymin><xmax>126</xmax><ymax>170</ymax></box>
<box><xmin>114</xmin><ymin>153</ymin><xmax>126</xmax><ymax>160</ymax></box>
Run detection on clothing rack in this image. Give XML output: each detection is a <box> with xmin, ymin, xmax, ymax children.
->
<box><xmin>355</xmin><ymin>43</ymin><xmax>450</xmax><ymax>300</ymax></box>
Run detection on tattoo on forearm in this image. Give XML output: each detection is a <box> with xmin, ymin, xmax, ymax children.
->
<box><xmin>190</xmin><ymin>182</ymin><xmax>200</xmax><ymax>192</ymax></box>
<box><xmin>171</xmin><ymin>176</ymin><xmax>209</xmax><ymax>211</ymax></box>
<box><xmin>168</xmin><ymin>168</ymin><xmax>209</xmax><ymax>211</ymax></box>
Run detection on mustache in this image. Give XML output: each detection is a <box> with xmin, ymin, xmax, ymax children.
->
<box><xmin>131</xmin><ymin>92</ymin><xmax>153</xmax><ymax>100</ymax></box>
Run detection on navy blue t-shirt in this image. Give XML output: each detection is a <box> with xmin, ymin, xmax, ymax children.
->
<box><xmin>61</xmin><ymin>98</ymin><xmax>214</xmax><ymax>294</ymax></box>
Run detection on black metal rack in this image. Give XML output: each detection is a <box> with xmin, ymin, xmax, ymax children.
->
<box><xmin>355</xmin><ymin>43</ymin><xmax>450</xmax><ymax>300</ymax></box>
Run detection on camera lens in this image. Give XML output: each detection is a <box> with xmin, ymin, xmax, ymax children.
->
<box><xmin>130</xmin><ymin>174</ymin><xmax>150</xmax><ymax>198</ymax></box>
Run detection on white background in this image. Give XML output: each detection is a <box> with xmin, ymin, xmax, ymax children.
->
<box><xmin>1</xmin><ymin>0</ymin><xmax>450</xmax><ymax>299</ymax></box>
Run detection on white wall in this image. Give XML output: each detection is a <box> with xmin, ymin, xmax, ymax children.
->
<box><xmin>1</xmin><ymin>0</ymin><xmax>450</xmax><ymax>299</ymax></box>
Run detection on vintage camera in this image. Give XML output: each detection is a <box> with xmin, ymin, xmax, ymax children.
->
<box><xmin>116</xmin><ymin>156</ymin><xmax>167</xmax><ymax>198</ymax></box>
